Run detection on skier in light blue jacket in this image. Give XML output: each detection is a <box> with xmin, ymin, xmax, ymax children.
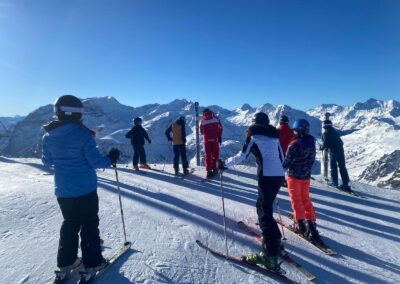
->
<box><xmin>42</xmin><ymin>95</ymin><xmax>120</xmax><ymax>282</ymax></box>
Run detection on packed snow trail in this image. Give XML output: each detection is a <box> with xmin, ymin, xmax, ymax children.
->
<box><xmin>0</xmin><ymin>157</ymin><xmax>399</xmax><ymax>283</ymax></box>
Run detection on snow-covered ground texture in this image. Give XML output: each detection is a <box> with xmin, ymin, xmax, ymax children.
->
<box><xmin>1</xmin><ymin>97</ymin><xmax>399</xmax><ymax>188</ymax></box>
<box><xmin>1</xmin><ymin>157</ymin><xmax>399</xmax><ymax>284</ymax></box>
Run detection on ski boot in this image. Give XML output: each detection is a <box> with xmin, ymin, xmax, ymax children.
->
<box><xmin>245</xmin><ymin>252</ymin><xmax>280</xmax><ymax>272</ymax></box>
<box><xmin>54</xmin><ymin>257</ymin><xmax>82</xmax><ymax>283</ymax></box>
<box><xmin>206</xmin><ymin>171</ymin><xmax>214</xmax><ymax>179</ymax></box>
<box><xmin>78</xmin><ymin>258</ymin><xmax>109</xmax><ymax>283</ymax></box>
<box><xmin>183</xmin><ymin>168</ymin><xmax>189</xmax><ymax>175</ymax></box>
<box><xmin>289</xmin><ymin>219</ymin><xmax>307</xmax><ymax>237</ymax></box>
<box><xmin>338</xmin><ymin>184</ymin><xmax>352</xmax><ymax>192</ymax></box>
<box><xmin>305</xmin><ymin>220</ymin><xmax>325</xmax><ymax>246</ymax></box>
<box><xmin>327</xmin><ymin>181</ymin><xmax>338</xmax><ymax>188</ymax></box>
<box><xmin>139</xmin><ymin>163</ymin><xmax>151</xmax><ymax>169</ymax></box>
<box><xmin>133</xmin><ymin>164</ymin><xmax>139</xmax><ymax>171</ymax></box>
<box><xmin>174</xmin><ymin>168</ymin><xmax>180</xmax><ymax>176</ymax></box>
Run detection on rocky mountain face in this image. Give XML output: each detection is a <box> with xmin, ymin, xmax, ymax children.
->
<box><xmin>0</xmin><ymin>97</ymin><xmax>321</xmax><ymax>159</ymax></box>
<box><xmin>361</xmin><ymin>150</ymin><xmax>400</xmax><ymax>183</ymax></box>
<box><xmin>1</xmin><ymin>97</ymin><xmax>399</xmax><ymax>189</ymax></box>
<box><xmin>308</xmin><ymin>98</ymin><xmax>400</xmax><ymax>189</ymax></box>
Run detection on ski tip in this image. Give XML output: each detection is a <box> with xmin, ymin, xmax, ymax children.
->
<box><xmin>124</xmin><ymin>241</ymin><xmax>132</xmax><ymax>247</ymax></box>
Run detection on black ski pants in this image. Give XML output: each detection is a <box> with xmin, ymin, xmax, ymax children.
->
<box><xmin>329</xmin><ymin>150</ymin><xmax>350</xmax><ymax>186</ymax></box>
<box><xmin>257</xmin><ymin>176</ymin><xmax>284</xmax><ymax>256</ymax></box>
<box><xmin>173</xmin><ymin>144</ymin><xmax>189</xmax><ymax>170</ymax></box>
<box><xmin>133</xmin><ymin>144</ymin><xmax>146</xmax><ymax>165</ymax></box>
<box><xmin>57</xmin><ymin>191</ymin><xmax>103</xmax><ymax>268</ymax></box>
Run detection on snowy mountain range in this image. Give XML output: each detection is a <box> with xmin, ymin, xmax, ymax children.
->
<box><xmin>0</xmin><ymin>97</ymin><xmax>399</xmax><ymax>189</ymax></box>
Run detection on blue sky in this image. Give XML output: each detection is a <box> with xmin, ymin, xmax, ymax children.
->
<box><xmin>0</xmin><ymin>0</ymin><xmax>399</xmax><ymax>116</ymax></box>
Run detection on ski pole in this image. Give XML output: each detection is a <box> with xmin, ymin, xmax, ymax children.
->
<box><xmin>113</xmin><ymin>164</ymin><xmax>129</xmax><ymax>245</ymax></box>
<box><xmin>276</xmin><ymin>197</ymin><xmax>287</xmax><ymax>241</ymax></box>
<box><xmin>219</xmin><ymin>171</ymin><xmax>229</xmax><ymax>257</ymax></box>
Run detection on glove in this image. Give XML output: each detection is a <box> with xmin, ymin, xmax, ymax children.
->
<box><xmin>167</xmin><ymin>137</ymin><xmax>173</xmax><ymax>142</ymax></box>
<box><xmin>148</xmin><ymin>140</ymin><xmax>152</xmax><ymax>144</ymax></box>
<box><xmin>218</xmin><ymin>137</ymin><xmax>222</xmax><ymax>145</ymax></box>
<box><xmin>108</xmin><ymin>148</ymin><xmax>120</xmax><ymax>166</ymax></box>
<box><xmin>217</xmin><ymin>159</ymin><xmax>227</xmax><ymax>171</ymax></box>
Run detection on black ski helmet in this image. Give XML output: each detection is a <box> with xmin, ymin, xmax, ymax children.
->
<box><xmin>252</xmin><ymin>112</ymin><xmax>269</xmax><ymax>126</ymax></box>
<box><xmin>280</xmin><ymin>115</ymin><xmax>289</xmax><ymax>124</ymax></box>
<box><xmin>54</xmin><ymin>95</ymin><xmax>83</xmax><ymax>122</ymax></box>
<box><xmin>133</xmin><ymin>117</ymin><xmax>142</xmax><ymax>125</ymax></box>
<box><xmin>178</xmin><ymin>116</ymin><xmax>186</xmax><ymax>124</ymax></box>
<box><xmin>203</xmin><ymin>108</ymin><xmax>211</xmax><ymax>114</ymax></box>
<box><xmin>292</xmin><ymin>119</ymin><xmax>310</xmax><ymax>135</ymax></box>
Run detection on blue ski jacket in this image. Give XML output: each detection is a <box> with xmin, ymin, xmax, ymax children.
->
<box><xmin>42</xmin><ymin>122</ymin><xmax>111</xmax><ymax>198</ymax></box>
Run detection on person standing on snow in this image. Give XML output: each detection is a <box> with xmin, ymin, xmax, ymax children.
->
<box><xmin>218</xmin><ymin>112</ymin><xmax>284</xmax><ymax>272</ymax></box>
<box><xmin>165</xmin><ymin>116</ymin><xmax>189</xmax><ymax>176</ymax></box>
<box><xmin>125</xmin><ymin>117</ymin><xmax>151</xmax><ymax>170</ymax></box>
<box><xmin>283</xmin><ymin>119</ymin><xmax>324</xmax><ymax>246</ymax></box>
<box><xmin>200</xmin><ymin>108</ymin><xmax>223</xmax><ymax>178</ymax></box>
<box><xmin>320</xmin><ymin>119</ymin><xmax>351</xmax><ymax>191</ymax></box>
<box><xmin>41</xmin><ymin>95</ymin><xmax>120</xmax><ymax>282</ymax></box>
<box><xmin>277</xmin><ymin>115</ymin><xmax>294</xmax><ymax>155</ymax></box>
<box><xmin>277</xmin><ymin>115</ymin><xmax>294</xmax><ymax>187</ymax></box>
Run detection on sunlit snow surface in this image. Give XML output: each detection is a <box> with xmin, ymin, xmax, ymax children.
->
<box><xmin>0</xmin><ymin>158</ymin><xmax>399</xmax><ymax>283</ymax></box>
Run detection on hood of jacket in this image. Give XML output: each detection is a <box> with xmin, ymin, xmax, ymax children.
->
<box><xmin>247</xmin><ymin>124</ymin><xmax>280</xmax><ymax>138</ymax></box>
<box><xmin>43</xmin><ymin>120</ymin><xmax>95</xmax><ymax>137</ymax></box>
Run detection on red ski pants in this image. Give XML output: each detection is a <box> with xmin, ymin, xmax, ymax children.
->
<box><xmin>204</xmin><ymin>141</ymin><xmax>220</xmax><ymax>171</ymax></box>
<box><xmin>286</xmin><ymin>177</ymin><xmax>316</xmax><ymax>221</ymax></box>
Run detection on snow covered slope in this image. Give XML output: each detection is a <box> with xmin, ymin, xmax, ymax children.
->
<box><xmin>0</xmin><ymin>158</ymin><xmax>399</xmax><ymax>284</ymax></box>
<box><xmin>308</xmin><ymin>98</ymin><xmax>400</xmax><ymax>189</ymax></box>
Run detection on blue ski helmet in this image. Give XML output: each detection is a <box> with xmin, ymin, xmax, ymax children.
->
<box><xmin>292</xmin><ymin>119</ymin><xmax>310</xmax><ymax>135</ymax></box>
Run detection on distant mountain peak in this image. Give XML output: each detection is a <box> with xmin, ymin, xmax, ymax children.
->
<box><xmin>320</xmin><ymin>103</ymin><xmax>342</xmax><ymax>108</ymax></box>
<box><xmin>240</xmin><ymin>103</ymin><xmax>253</xmax><ymax>111</ymax></box>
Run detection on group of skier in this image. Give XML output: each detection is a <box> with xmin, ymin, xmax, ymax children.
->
<box><xmin>42</xmin><ymin>95</ymin><xmax>352</xmax><ymax>282</ymax></box>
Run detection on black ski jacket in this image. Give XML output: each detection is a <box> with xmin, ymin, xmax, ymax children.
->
<box><xmin>125</xmin><ymin>125</ymin><xmax>151</xmax><ymax>146</ymax></box>
<box><xmin>321</xmin><ymin>126</ymin><xmax>344</xmax><ymax>155</ymax></box>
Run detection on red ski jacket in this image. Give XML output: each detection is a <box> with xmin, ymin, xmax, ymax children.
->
<box><xmin>200</xmin><ymin>111</ymin><xmax>223</xmax><ymax>143</ymax></box>
<box><xmin>278</xmin><ymin>122</ymin><xmax>294</xmax><ymax>155</ymax></box>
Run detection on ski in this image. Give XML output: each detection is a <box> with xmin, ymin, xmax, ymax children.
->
<box><xmin>276</xmin><ymin>217</ymin><xmax>336</xmax><ymax>256</ymax></box>
<box><xmin>237</xmin><ymin>221</ymin><xmax>316</xmax><ymax>281</ymax></box>
<box><xmin>196</xmin><ymin>240</ymin><xmax>298</xmax><ymax>284</ymax></box>
<box><xmin>327</xmin><ymin>184</ymin><xmax>359</xmax><ymax>197</ymax></box>
<box><xmin>77</xmin><ymin>241</ymin><xmax>132</xmax><ymax>283</ymax></box>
